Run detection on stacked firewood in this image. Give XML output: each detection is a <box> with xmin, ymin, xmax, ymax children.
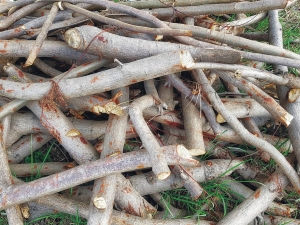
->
<box><xmin>0</xmin><ymin>0</ymin><xmax>299</xmax><ymax>224</ymax></box>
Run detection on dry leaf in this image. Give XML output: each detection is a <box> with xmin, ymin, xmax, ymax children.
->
<box><xmin>216</xmin><ymin>114</ymin><xmax>226</xmax><ymax>123</ymax></box>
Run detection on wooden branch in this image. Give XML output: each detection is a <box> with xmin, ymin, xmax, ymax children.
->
<box><xmin>0</xmin><ymin>51</ymin><xmax>194</xmax><ymax>100</ymax></box>
<box><xmin>119</xmin><ymin>0</ymin><xmax>239</xmax><ymax>9</ymax></box>
<box><xmin>0</xmin><ymin>40</ymin><xmax>98</xmax><ymax>62</ymax></box>
<box><xmin>0</xmin><ymin>2</ymin><xmax>50</xmax><ymax>31</ymax></box>
<box><xmin>218</xmin><ymin>157</ymin><xmax>294</xmax><ymax>225</ymax></box>
<box><xmin>7</xmin><ymin>134</ymin><xmax>53</xmax><ymax>164</ymax></box>
<box><xmin>213</xmin><ymin>70</ymin><xmax>293</xmax><ymax>127</ymax></box>
<box><xmin>194</xmin><ymin>68</ymin><xmax>300</xmax><ymax>191</ymax></box>
<box><xmin>216</xmin><ymin>98</ymin><xmax>271</xmax><ymax>123</ymax></box>
<box><xmin>88</xmin><ymin>87</ymin><xmax>129</xmax><ymax>224</ymax></box>
<box><xmin>64</xmin><ymin>25</ymin><xmax>241</xmax><ymax>64</ymax></box>
<box><xmin>181</xmin><ymin>95</ymin><xmax>205</xmax><ymax>156</ymax></box>
<box><xmin>10</xmin><ymin>162</ymin><xmax>78</xmax><ymax>177</ymax></box>
<box><xmin>218</xmin><ymin>177</ymin><xmax>296</xmax><ymax>217</ymax></box>
<box><xmin>0</xmin><ymin>117</ymin><xmax>24</xmax><ymax>224</ymax></box>
<box><xmin>129</xmin><ymin>95</ymin><xmax>171</xmax><ymax>180</ymax></box>
<box><xmin>63</xmin><ymin>2</ymin><xmax>192</xmax><ymax>37</ymax></box>
<box><xmin>168</xmin><ymin>22</ymin><xmax>300</xmax><ymax>60</ymax></box>
<box><xmin>269</xmin><ymin>10</ymin><xmax>300</xmax><ymax>175</ymax></box>
<box><xmin>149</xmin><ymin>0</ymin><xmax>287</xmax><ymax>18</ymax></box>
<box><xmin>0</xmin><ymin>146</ymin><xmax>198</xmax><ymax>210</ymax></box>
<box><xmin>24</xmin><ymin>3</ymin><xmax>59</xmax><ymax>67</ymax></box>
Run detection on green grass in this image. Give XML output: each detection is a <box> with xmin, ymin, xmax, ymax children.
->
<box><xmin>3</xmin><ymin>139</ymin><xmax>88</xmax><ymax>224</ymax></box>
<box><xmin>22</xmin><ymin>139</ymin><xmax>55</xmax><ymax>182</ymax></box>
<box><xmin>25</xmin><ymin>212</ymin><xmax>86</xmax><ymax>225</ymax></box>
<box><xmin>161</xmin><ymin>178</ymin><xmax>244</xmax><ymax>221</ymax></box>
<box><xmin>249</xmin><ymin>7</ymin><xmax>300</xmax><ymax>75</ymax></box>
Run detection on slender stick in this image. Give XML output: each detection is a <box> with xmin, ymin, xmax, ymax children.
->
<box><xmin>5</xmin><ymin>63</ymin><xmax>100</xmax><ymax>165</ymax></box>
<box><xmin>217</xmin><ymin>158</ymin><xmax>294</xmax><ymax>225</ymax></box>
<box><xmin>0</xmin><ymin>99</ymin><xmax>28</xmax><ymax>122</ymax></box>
<box><xmin>0</xmin><ymin>10</ymin><xmax>72</xmax><ymax>40</ymax></box>
<box><xmin>32</xmin><ymin>58</ymin><xmax>61</xmax><ymax>77</ymax></box>
<box><xmin>0</xmin><ymin>116</ymin><xmax>24</xmax><ymax>224</ymax></box>
<box><xmin>218</xmin><ymin>177</ymin><xmax>295</xmax><ymax>217</ymax></box>
<box><xmin>7</xmin><ymin>134</ymin><xmax>53</xmax><ymax>164</ymax></box>
<box><xmin>28</xmin><ymin>105</ymin><xmax>99</xmax><ymax>165</ymax></box>
<box><xmin>150</xmin><ymin>193</ymin><xmax>187</xmax><ymax>218</ymax></box>
<box><xmin>168</xmin><ymin>22</ymin><xmax>300</xmax><ymax>60</ymax></box>
<box><xmin>269</xmin><ymin>10</ymin><xmax>300</xmax><ymax>174</ymax></box>
<box><xmin>243</xmin><ymin>118</ymin><xmax>270</xmax><ymax>161</ymax></box>
<box><xmin>0</xmin><ymin>146</ymin><xmax>198</xmax><ymax>210</ymax></box>
<box><xmin>110</xmin><ymin>16</ymin><xmax>300</xmax><ymax>68</ymax></box>
<box><xmin>88</xmin><ymin>87</ymin><xmax>129</xmax><ymax>224</ymax></box>
<box><xmin>24</xmin><ymin>3</ymin><xmax>59</xmax><ymax>67</ymax></box>
<box><xmin>166</xmin><ymin>74</ymin><xmax>222</xmax><ymax>134</ymax></box>
<box><xmin>5</xmin><ymin>111</ymin><xmax>109</xmax><ymax>150</ymax></box>
<box><xmin>8</xmin><ymin>176</ymin><xmax>216</xmax><ymax>224</ymax></box>
<box><xmin>0</xmin><ymin>51</ymin><xmax>194</xmax><ymax>100</ymax></box>
<box><xmin>212</xmin><ymin>70</ymin><xmax>293</xmax><ymax>127</ymax></box>
<box><xmin>216</xmin><ymin>98</ymin><xmax>271</xmax><ymax>122</ymax></box>
<box><xmin>63</xmin><ymin>2</ymin><xmax>192</xmax><ymax>37</ymax></box>
<box><xmin>0</xmin><ymin>2</ymin><xmax>50</xmax><ymax>31</ymax></box>
<box><xmin>172</xmin><ymin>165</ymin><xmax>203</xmax><ymax>200</ymax></box>
<box><xmin>115</xmin><ymin>174</ymin><xmax>157</xmax><ymax>218</ymax></box>
<box><xmin>223</xmin><ymin>12</ymin><xmax>267</xmax><ymax>27</ymax></box>
<box><xmin>181</xmin><ymin>95</ymin><xmax>205</xmax><ymax>156</ymax></box>
<box><xmin>60</xmin><ymin>159</ymin><xmax>245</xmax><ymax>199</ymax></box>
<box><xmin>32</xmin><ymin>193</ymin><xmax>217</xmax><ymax>224</ymax></box>
<box><xmin>0</xmin><ymin>40</ymin><xmax>98</xmax><ymax>62</ymax></box>
<box><xmin>10</xmin><ymin>162</ymin><xmax>78</xmax><ymax>177</ymax></box>
<box><xmin>64</xmin><ymin>25</ymin><xmax>240</xmax><ymax>64</ymax></box>
<box><xmin>195</xmin><ymin>62</ymin><xmax>300</xmax><ymax>89</ymax></box>
<box><xmin>37</xmin><ymin>0</ymin><xmax>225</xmax><ymax>48</ymax></box>
<box><xmin>119</xmin><ymin>0</ymin><xmax>239</xmax><ymax>9</ymax></box>
<box><xmin>129</xmin><ymin>95</ymin><xmax>171</xmax><ymax>180</ymax></box>
<box><xmin>0</xmin><ymin>0</ymin><xmax>35</xmax><ymax>13</ymax></box>
<box><xmin>194</xmin><ymin>69</ymin><xmax>300</xmax><ymax>191</ymax></box>
<box><xmin>149</xmin><ymin>0</ymin><xmax>287</xmax><ymax>18</ymax></box>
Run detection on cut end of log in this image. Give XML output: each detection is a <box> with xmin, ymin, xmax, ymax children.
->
<box><xmin>180</xmin><ymin>50</ymin><xmax>195</xmax><ymax>69</ymax></box>
<box><xmin>176</xmin><ymin>145</ymin><xmax>192</xmax><ymax>159</ymax></box>
<box><xmin>24</xmin><ymin>57</ymin><xmax>35</xmax><ymax>68</ymax></box>
<box><xmin>64</xmin><ymin>28</ymin><xmax>83</xmax><ymax>49</ymax></box>
<box><xmin>216</xmin><ymin>114</ymin><xmax>226</xmax><ymax>123</ymax></box>
<box><xmin>155</xmin><ymin>35</ymin><xmax>163</xmax><ymax>41</ymax></box>
<box><xmin>280</xmin><ymin>113</ymin><xmax>293</xmax><ymax>127</ymax></box>
<box><xmin>65</xmin><ymin>129</ymin><xmax>81</xmax><ymax>137</ymax></box>
<box><xmin>93</xmin><ymin>196</ymin><xmax>107</xmax><ymax>209</ymax></box>
<box><xmin>146</xmin><ymin>212</ymin><xmax>153</xmax><ymax>219</ymax></box>
<box><xmin>21</xmin><ymin>204</ymin><xmax>30</xmax><ymax>218</ymax></box>
<box><xmin>189</xmin><ymin>148</ymin><xmax>206</xmax><ymax>156</ymax></box>
<box><xmin>288</xmin><ymin>88</ymin><xmax>300</xmax><ymax>103</ymax></box>
<box><xmin>157</xmin><ymin>171</ymin><xmax>171</xmax><ymax>180</ymax></box>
